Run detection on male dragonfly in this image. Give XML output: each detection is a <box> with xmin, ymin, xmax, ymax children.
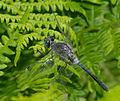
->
<box><xmin>43</xmin><ymin>11</ymin><xmax>108</xmax><ymax>91</ymax></box>
<box><xmin>27</xmin><ymin>11</ymin><xmax>108</xmax><ymax>91</ymax></box>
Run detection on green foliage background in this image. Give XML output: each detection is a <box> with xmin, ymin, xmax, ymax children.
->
<box><xmin>0</xmin><ymin>0</ymin><xmax>120</xmax><ymax>101</ymax></box>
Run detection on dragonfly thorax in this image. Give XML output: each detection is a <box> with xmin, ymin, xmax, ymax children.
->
<box><xmin>44</xmin><ymin>36</ymin><xmax>79</xmax><ymax>64</ymax></box>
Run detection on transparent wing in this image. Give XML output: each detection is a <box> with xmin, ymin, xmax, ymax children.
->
<box><xmin>52</xmin><ymin>10</ymin><xmax>73</xmax><ymax>47</ymax></box>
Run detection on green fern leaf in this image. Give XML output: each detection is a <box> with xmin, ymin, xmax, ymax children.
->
<box><xmin>14</xmin><ymin>33</ymin><xmax>41</xmax><ymax>66</ymax></box>
<box><xmin>19</xmin><ymin>7</ymin><xmax>30</xmax><ymax>24</ymax></box>
<box><xmin>96</xmin><ymin>26</ymin><xmax>114</xmax><ymax>56</ymax></box>
<box><xmin>0</xmin><ymin>64</ymin><xmax>7</xmax><ymax>69</ymax></box>
<box><xmin>0</xmin><ymin>71</ymin><xmax>4</xmax><ymax>76</ymax></box>
<box><xmin>0</xmin><ymin>54</ymin><xmax>11</xmax><ymax>63</ymax></box>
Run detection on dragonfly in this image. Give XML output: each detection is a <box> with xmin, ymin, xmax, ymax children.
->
<box><xmin>42</xmin><ymin>11</ymin><xmax>109</xmax><ymax>91</ymax></box>
<box><xmin>26</xmin><ymin>11</ymin><xmax>108</xmax><ymax>91</ymax></box>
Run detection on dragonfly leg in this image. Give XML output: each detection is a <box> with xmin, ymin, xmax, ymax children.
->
<box><xmin>50</xmin><ymin>50</ymin><xmax>54</xmax><ymax>62</ymax></box>
<box><xmin>45</xmin><ymin>50</ymin><xmax>54</xmax><ymax>64</ymax></box>
<box><xmin>26</xmin><ymin>49</ymin><xmax>53</xmax><ymax>71</ymax></box>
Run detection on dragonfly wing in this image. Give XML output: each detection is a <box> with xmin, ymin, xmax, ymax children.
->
<box><xmin>52</xmin><ymin>10</ymin><xmax>74</xmax><ymax>48</ymax></box>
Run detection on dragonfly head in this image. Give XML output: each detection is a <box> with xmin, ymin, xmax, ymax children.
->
<box><xmin>44</xmin><ymin>36</ymin><xmax>54</xmax><ymax>48</ymax></box>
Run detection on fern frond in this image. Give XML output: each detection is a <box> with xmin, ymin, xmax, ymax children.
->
<box><xmin>0</xmin><ymin>34</ymin><xmax>16</xmax><ymax>76</ymax></box>
<box><xmin>9</xmin><ymin>23</ymin><xmax>34</xmax><ymax>31</ymax></box>
<box><xmin>0</xmin><ymin>1</ymin><xmax>20</xmax><ymax>14</ymax></box>
<box><xmin>0</xmin><ymin>13</ymin><xmax>71</xmax><ymax>23</ymax></box>
<box><xmin>14</xmin><ymin>32</ymin><xmax>42</xmax><ymax>66</ymax></box>
<box><xmin>9</xmin><ymin>20</ymin><xmax>68</xmax><ymax>31</ymax></box>
<box><xmin>14</xmin><ymin>55</ymin><xmax>80</xmax><ymax>101</ymax></box>
<box><xmin>0</xmin><ymin>14</ymin><xmax>21</xmax><ymax>23</ymax></box>
<box><xmin>0</xmin><ymin>70</ymin><xmax>19</xmax><ymax>100</ymax></box>
<box><xmin>76</xmin><ymin>30</ymin><xmax>112</xmax><ymax>91</ymax></box>
<box><xmin>78</xmin><ymin>33</ymin><xmax>104</xmax><ymax>65</ymax></box>
<box><xmin>96</xmin><ymin>26</ymin><xmax>114</xmax><ymax>56</ymax></box>
<box><xmin>111</xmin><ymin>28</ymin><xmax>120</xmax><ymax>68</ymax></box>
<box><xmin>28</xmin><ymin>13</ymin><xmax>72</xmax><ymax>22</ymax></box>
<box><xmin>14</xmin><ymin>1</ymin><xmax>86</xmax><ymax>16</ymax></box>
<box><xmin>29</xmin><ymin>44</ymin><xmax>45</xmax><ymax>54</ymax></box>
<box><xmin>11</xmin><ymin>86</ymin><xmax>64</xmax><ymax>101</ymax></box>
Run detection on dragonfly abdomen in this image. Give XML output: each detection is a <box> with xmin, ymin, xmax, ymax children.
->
<box><xmin>76</xmin><ymin>62</ymin><xmax>108</xmax><ymax>91</ymax></box>
<box><xmin>68</xmin><ymin>54</ymin><xmax>79</xmax><ymax>64</ymax></box>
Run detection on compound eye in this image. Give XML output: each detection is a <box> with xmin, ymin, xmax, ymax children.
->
<box><xmin>51</xmin><ymin>37</ymin><xmax>54</xmax><ymax>41</ymax></box>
